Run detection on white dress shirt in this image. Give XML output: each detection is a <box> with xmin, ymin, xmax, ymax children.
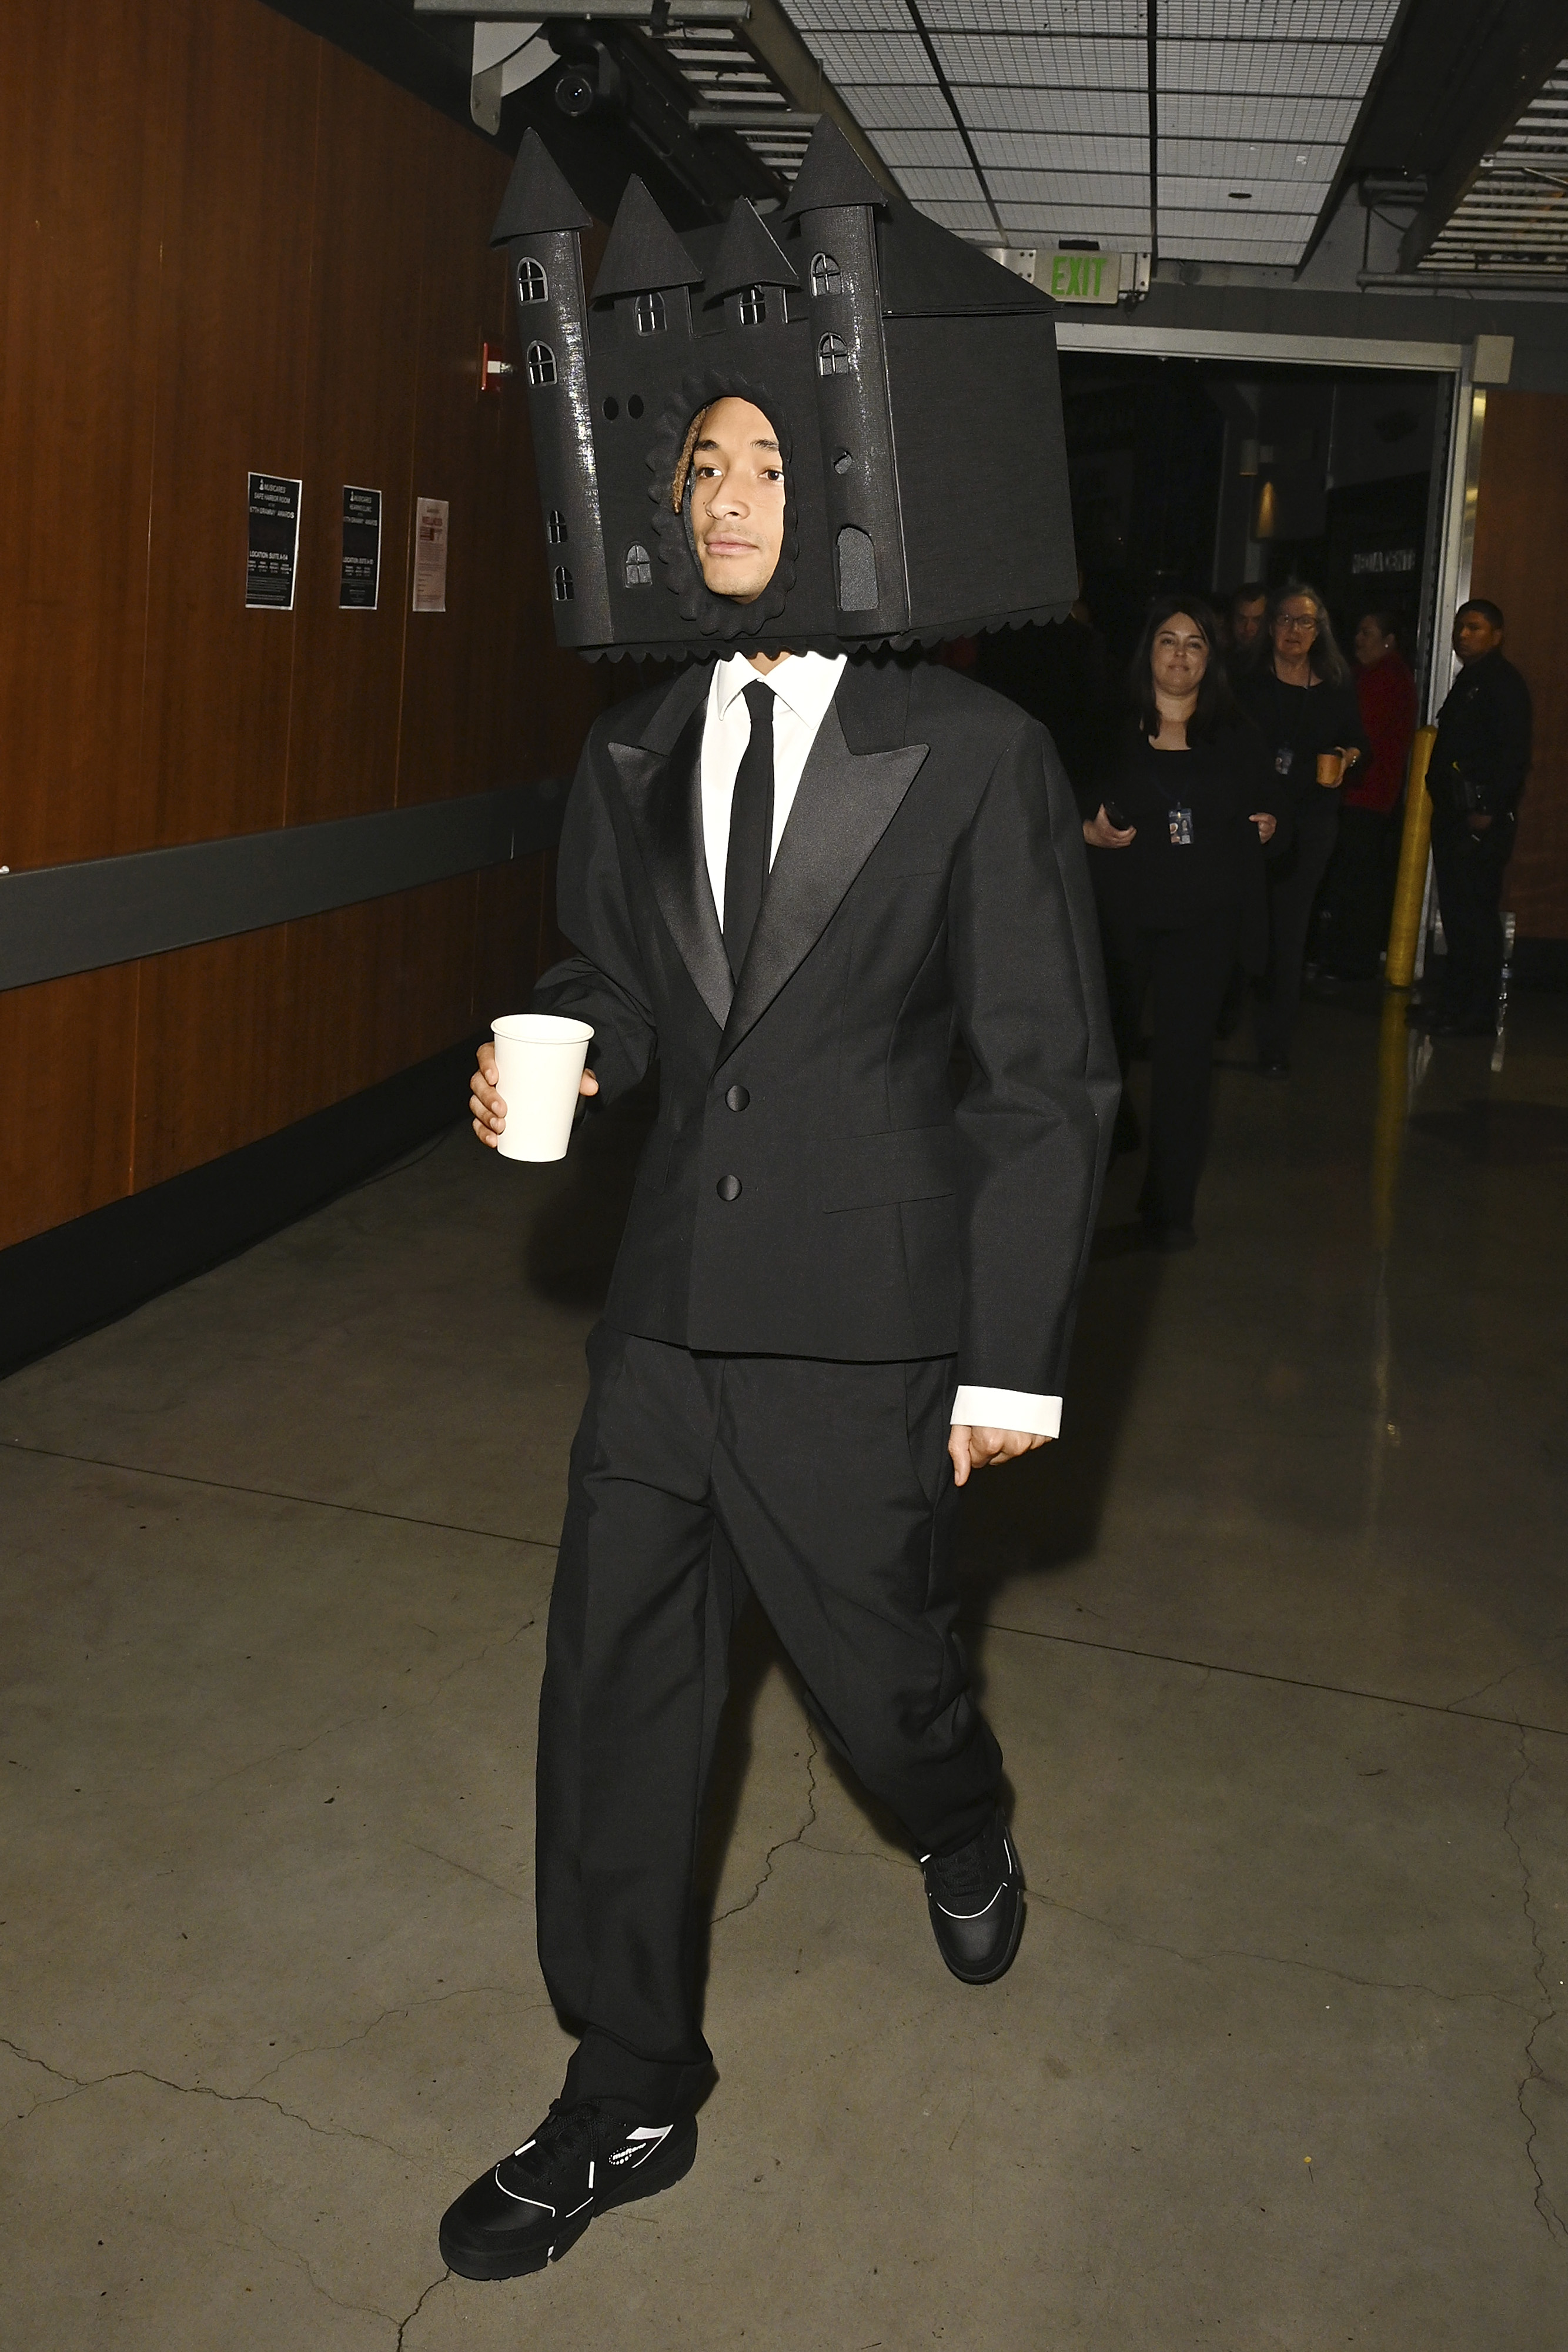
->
<box><xmin>698</xmin><ymin>652</ymin><xmax>1061</xmax><ymax>1443</ymax></box>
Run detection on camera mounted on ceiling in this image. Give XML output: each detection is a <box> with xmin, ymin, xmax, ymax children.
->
<box><xmin>546</xmin><ymin>25</ymin><xmax>626</xmax><ymax>122</ymax></box>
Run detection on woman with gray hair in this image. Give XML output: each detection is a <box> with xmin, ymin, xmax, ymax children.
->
<box><xmin>1235</xmin><ymin>582</ymin><xmax>1368</xmax><ymax>1075</ymax></box>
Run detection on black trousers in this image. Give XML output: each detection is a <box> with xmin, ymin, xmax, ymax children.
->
<box><xmin>1256</xmin><ymin>801</ymin><xmax>1339</xmax><ymax>1063</ymax></box>
<box><xmin>1315</xmin><ymin>806</ymin><xmax>1395</xmax><ymax>980</ymax></box>
<box><xmin>536</xmin><ymin>1327</ymin><xmax>1002</xmax><ymax>2121</ymax></box>
<box><xmin>1103</xmin><ymin>906</ymin><xmax>1241</xmax><ymax>1230</ymax></box>
<box><xmin>1430</xmin><ymin>811</ymin><xmax>1513</xmax><ymax>1025</ymax></box>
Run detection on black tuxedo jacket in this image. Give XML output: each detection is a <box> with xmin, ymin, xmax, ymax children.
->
<box><xmin>533</xmin><ymin>655</ymin><xmax>1118</xmax><ymax>1395</ymax></box>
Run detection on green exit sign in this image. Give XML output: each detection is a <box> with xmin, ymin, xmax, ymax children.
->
<box><xmin>1045</xmin><ymin>251</ymin><xmax>1121</xmax><ymax>303</ymax></box>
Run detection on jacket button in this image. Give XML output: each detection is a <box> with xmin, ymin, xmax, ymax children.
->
<box><xmin>725</xmin><ymin>1085</ymin><xmax>750</xmax><ymax>1112</ymax></box>
<box><xmin>717</xmin><ymin>1174</ymin><xmax>742</xmax><ymax>1202</ymax></box>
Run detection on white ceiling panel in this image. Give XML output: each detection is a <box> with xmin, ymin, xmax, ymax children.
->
<box><xmin>970</xmin><ymin>130</ymin><xmax>1149</xmax><ymax>173</ymax></box>
<box><xmin>989</xmin><ymin>206</ymin><xmax>1155</xmax><ymax>237</ymax></box>
<box><xmin>956</xmin><ymin>84</ymin><xmax>1149</xmax><ymax>136</ymax></box>
<box><xmin>1161</xmin><ymin>136</ymin><xmax>1339</xmax><ymax>178</ymax></box>
<box><xmin>873</xmin><ymin>128</ymin><xmax>974</xmax><ymax>168</ymax></box>
<box><xmin>835</xmin><ymin>82</ymin><xmax>955</xmax><ymax>129</ymax></box>
<box><xmin>793</xmin><ymin>29</ymin><xmax>935</xmax><ymax>83</ymax></box>
<box><xmin>1157</xmin><ymin>38</ymin><xmax>1381</xmax><ymax>99</ymax></box>
<box><xmin>785</xmin><ymin>0</ymin><xmax>913</xmax><ymax>25</ymax></box>
<box><xmin>931</xmin><ymin>34</ymin><xmax>1146</xmax><ymax>88</ymax></box>
<box><xmin>1161</xmin><ymin>91</ymin><xmax>1360</xmax><ymax>141</ymax></box>
<box><xmin>1158</xmin><ymin>236</ymin><xmax>1305</xmax><ymax>263</ymax></box>
<box><xmin>1163</xmin><ymin>0</ymin><xmax>1398</xmax><ymax>32</ymax></box>
<box><xmin>915</xmin><ymin>0</ymin><xmax>1142</xmax><ymax>28</ymax></box>
<box><xmin>1161</xmin><ymin>175</ymin><xmax>1323</xmax><ymax>213</ymax></box>
<box><xmin>989</xmin><ymin>169</ymin><xmax>1150</xmax><ymax>205</ymax></box>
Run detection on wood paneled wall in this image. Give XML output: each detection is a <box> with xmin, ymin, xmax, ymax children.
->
<box><xmin>1469</xmin><ymin>391</ymin><xmax>1568</xmax><ymax>940</ymax></box>
<box><xmin>0</xmin><ymin>0</ymin><xmax>605</xmax><ymax>1254</ymax></box>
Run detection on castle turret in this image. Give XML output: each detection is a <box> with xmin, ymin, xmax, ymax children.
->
<box><xmin>490</xmin><ymin>131</ymin><xmax>609</xmax><ymax>647</ymax></box>
<box><xmin>783</xmin><ymin>122</ymin><xmax>907</xmax><ymax>637</ymax></box>
<box><xmin>590</xmin><ymin>178</ymin><xmax>704</xmax><ymax>349</ymax></box>
<box><xmin>703</xmin><ymin>198</ymin><xmax>799</xmax><ymax>335</ymax></box>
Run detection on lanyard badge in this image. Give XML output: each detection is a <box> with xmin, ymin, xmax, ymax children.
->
<box><xmin>1168</xmin><ymin>804</ymin><xmax>1194</xmax><ymax>847</ymax></box>
<box><xmin>1275</xmin><ymin>744</ymin><xmax>1293</xmax><ymax>777</ymax></box>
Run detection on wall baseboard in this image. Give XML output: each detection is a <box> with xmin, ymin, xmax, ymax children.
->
<box><xmin>0</xmin><ymin>1038</ymin><xmax>480</xmax><ymax>1382</ymax></box>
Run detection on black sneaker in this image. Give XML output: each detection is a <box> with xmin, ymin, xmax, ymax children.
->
<box><xmin>439</xmin><ymin>2100</ymin><xmax>697</xmax><ymax>2281</ymax></box>
<box><xmin>921</xmin><ymin>1812</ymin><xmax>1025</xmax><ymax>1985</ymax></box>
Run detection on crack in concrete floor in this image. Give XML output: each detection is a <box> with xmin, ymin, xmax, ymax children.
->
<box><xmin>1</xmin><ymin>2035</ymin><xmax>416</xmax><ymax>2161</ymax></box>
<box><xmin>711</xmin><ymin>1731</ymin><xmax>820</xmax><ymax>1925</ymax></box>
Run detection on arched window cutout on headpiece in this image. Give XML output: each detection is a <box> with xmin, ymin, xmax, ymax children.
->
<box><xmin>737</xmin><ymin>285</ymin><xmax>765</xmax><ymax>326</ymax></box>
<box><xmin>634</xmin><ymin>291</ymin><xmax>667</xmax><ymax>335</ymax></box>
<box><xmin>811</xmin><ymin>253</ymin><xmax>841</xmax><ymax>296</ymax></box>
<box><xmin>624</xmin><ymin>543</ymin><xmax>653</xmax><ymax>589</ymax></box>
<box><xmin>835</xmin><ymin>526</ymin><xmax>878</xmax><ymax>613</ymax></box>
<box><xmin>527</xmin><ymin>342</ymin><xmax>557</xmax><ymax>386</ymax></box>
<box><xmin>547</xmin><ymin>509</ymin><xmax>568</xmax><ymax>545</ymax></box>
<box><xmin>818</xmin><ymin>333</ymin><xmax>851</xmax><ymax>378</ymax></box>
<box><xmin>553</xmin><ymin>565</ymin><xmax>574</xmax><ymax>603</ymax></box>
<box><xmin>518</xmin><ymin>257</ymin><xmax>549</xmax><ymax>304</ymax></box>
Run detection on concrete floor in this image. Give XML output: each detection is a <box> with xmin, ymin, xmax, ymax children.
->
<box><xmin>4</xmin><ymin>985</ymin><xmax>1566</xmax><ymax>2349</ymax></box>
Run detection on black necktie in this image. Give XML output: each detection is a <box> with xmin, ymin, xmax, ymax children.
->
<box><xmin>723</xmin><ymin>680</ymin><xmax>775</xmax><ymax>977</ymax></box>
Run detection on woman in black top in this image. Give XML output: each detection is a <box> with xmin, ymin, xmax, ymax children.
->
<box><xmin>1234</xmin><ymin>582</ymin><xmax>1368</xmax><ymax>1074</ymax></box>
<box><xmin>1085</xmin><ymin>595</ymin><xmax>1281</xmax><ymax>1249</ymax></box>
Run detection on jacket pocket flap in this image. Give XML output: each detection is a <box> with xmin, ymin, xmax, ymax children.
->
<box><xmin>820</xmin><ymin>1125</ymin><xmax>957</xmax><ymax>1212</ymax></box>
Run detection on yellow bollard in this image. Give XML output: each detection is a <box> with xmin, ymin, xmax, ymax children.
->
<box><xmin>1385</xmin><ymin>724</ymin><xmax>1436</xmax><ymax>989</ymax></box>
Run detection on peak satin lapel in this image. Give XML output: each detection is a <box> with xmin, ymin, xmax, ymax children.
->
<box><xmin>607</xmin><ymin>708</ymin><xmax>733</xmax><ymax>1033</ymax></box>
<box><xmin>721</xmin><ymin>702</ymin><xmax>928</xmax><ymax>1056</ymax></box>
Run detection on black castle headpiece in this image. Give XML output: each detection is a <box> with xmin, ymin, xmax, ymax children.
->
<box><xmin>492</xmin><ymin>122</ymin><xmax>1078</xmax><ymax>660</ymax></box>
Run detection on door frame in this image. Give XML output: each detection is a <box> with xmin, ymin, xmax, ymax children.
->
<box><xmin>1054</xmin><ymin>321</ymin><xmax>1485</xmax><ymax>724</ymax></box>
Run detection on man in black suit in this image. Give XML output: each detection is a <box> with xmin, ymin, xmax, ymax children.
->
<box><xmin>440</xmin><ymin>396</ymin><xmax>1116</xmax><ymax>2280</ymax></box>
<box><xmin>1412</xmin><ymin>599</ymin><xmax>1533</xmax><ymax>1036</ymax></box>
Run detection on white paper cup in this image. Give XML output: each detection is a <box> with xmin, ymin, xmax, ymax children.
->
<box><xmin>490</xmin><ymin>1014</ymin><xmax>594</xmax><ymax>1162</ymax></box>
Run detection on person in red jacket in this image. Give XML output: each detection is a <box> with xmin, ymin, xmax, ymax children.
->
<box><xmin>1314</xmin><ymin>610</ymin><xmax>1417</xmax><ymax>980</ymax></box>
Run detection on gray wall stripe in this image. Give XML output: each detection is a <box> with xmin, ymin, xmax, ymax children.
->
<box><xmin>0</xmin><ymin>780</ymin><xmax>567</xmax><ymax>993</ymax></box>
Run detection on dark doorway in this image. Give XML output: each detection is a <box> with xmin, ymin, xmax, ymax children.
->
<box><xmin>1058</xmin><ymin>352</ymin><xmax>1447</xmax><ymax>699</ymax></box>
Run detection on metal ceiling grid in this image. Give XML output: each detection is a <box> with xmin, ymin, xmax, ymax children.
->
<box><xmin>837</xmin><ymin>82</ymin><xmax>955</xmax><ymax>125</ymax></box>
<box><xmin>954</xmin><ymin>83</ymin><xmax>1150</xmax><ymax>135</ymax></box>
<box><xmin>1423</xmin><ymin>65</ymin><xmax>1568</xmax><ymax>278</ymax></box>
<box><xmin>929</xmin><ymin>32</ymin><xmax>1147</xmax><ymax>87</ymax></box>
<box><xmin>778</xmin><ymin>0</ymin><xmax>1406</xmax><ymax>260</ymax></box>
<box><xmin>971</xmin><ymin>129</ymin><xmax>1149</xmax><ymax>171</ymax></box>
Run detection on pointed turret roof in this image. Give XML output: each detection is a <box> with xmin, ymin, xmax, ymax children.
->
<box><xmin>489</xmin><ymin>129</ymin><xmax>592</xmax><ymax>246</ymax></box>
<box><xmin>781</xmin><ymin>117</ymin><xmax>888</xmax><ymax>219</ymax></box>
<box><xmin>591</xmin><ymin>178</ymin><xmax>704</xmax><ymax>299</ymax></box>
<box><xmin>704</xmin><ymin>199</ymin><xmax>800</xmax><ymax>296</ymax></box>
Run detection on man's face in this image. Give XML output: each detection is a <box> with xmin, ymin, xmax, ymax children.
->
<box><xmin>1453</xmin><ymin>606</ymin><xmax>1503</xmax><ymax>664</ymax></box>
<box><xmin>1231</xmin><ymin>596</ymin><xmax>1266</xmax><ymax>649</ymax></box>
<box><xmin>690</xmin><ymin>398</ymin><xmax>785</xmax><ymax>603</ymax></box>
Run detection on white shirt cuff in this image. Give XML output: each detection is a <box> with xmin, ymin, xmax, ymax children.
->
<box><xmin>950</xmin><ymin>1386</ymin><xmax>1061</xmax><ymax>1439</ymax></box>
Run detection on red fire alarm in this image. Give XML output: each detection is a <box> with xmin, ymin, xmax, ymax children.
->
<box><xmin>479</xmin><ymin>339</ymin><xmax>513</xmax><ymax>397</ymax></box>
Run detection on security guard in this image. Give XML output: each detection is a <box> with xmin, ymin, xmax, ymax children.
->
<box><xmin>1414</xmin><ymin>600</ymin><xmax>1532</xmax><ymax>1035</ymax></box>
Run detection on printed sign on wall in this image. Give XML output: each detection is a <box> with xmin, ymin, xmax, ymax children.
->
<box><xmin>412</xmin><ymin>497</ymin><xmax>449</xmax><ymax>613</ymax></box>
<box><xmin>246</xmin><ymin>472</ymin><xmax>302</xmax><ymax>609</ymax></box>
<box><xmin>339</xmin><ymin>486</ymin><xmax>382</xmax><ymax>609</ymax></box>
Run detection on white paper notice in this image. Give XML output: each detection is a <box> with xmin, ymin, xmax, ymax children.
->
<box><xmin>412</xmin><ymin>497</ymin><xmax>449</xmax><ymax>613</ymax></box>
